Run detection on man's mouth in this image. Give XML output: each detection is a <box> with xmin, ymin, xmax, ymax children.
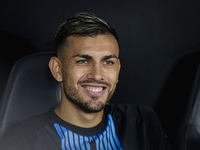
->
<box><xmin>81</xmin><ymin>85</ymin><xmax>107</xmax><ymax>96</ymax></box>
<box><xmin>85</xmin><ymin>86</ymin><xmax>104</xmax><ymax>92</ymax></box>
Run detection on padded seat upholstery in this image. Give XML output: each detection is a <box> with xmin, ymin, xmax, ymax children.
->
<box><xmin>0</xmin><ymin>52</ymin><xmax>61</xmax><ymax>137</ymax></box>
<box><xmin>174</xmin><ymin>63</ymin><xmax>200</xmax><ymax>150</ymax></box>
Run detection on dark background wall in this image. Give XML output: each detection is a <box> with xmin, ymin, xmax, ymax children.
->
<box><xmin>1</xmin><ymin>0</ymin><xmax>200</xmax><ymax>144</ymax></box>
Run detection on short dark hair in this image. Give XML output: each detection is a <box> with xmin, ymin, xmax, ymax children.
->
<box><xmin>55</xmin><ymin>12</ymin><xmax>118</xmax><ymax>56</ymax></box>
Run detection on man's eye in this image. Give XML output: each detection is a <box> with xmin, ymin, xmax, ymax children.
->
<box><xmin>103</xmin><ymin>61</ymin><xmax>113</xmax><ymax>65</ymax></box>
<box><xmin>77</xmin><ymin>60</ymin><xmax>88</xmax><ymax>64</ymax></box>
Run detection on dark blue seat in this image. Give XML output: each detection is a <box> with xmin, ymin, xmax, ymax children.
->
<box><xmin>0</xmin><ymin>52</ymin><xmax>61</xmax><ymax>138</ymax></box>
<box><xmin>174</xmin><ymin>63</ymin><xmax>200</xmax><ymax>150</ymax></box>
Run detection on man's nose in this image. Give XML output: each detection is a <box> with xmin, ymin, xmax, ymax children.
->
<box><xmin>87</xmin><ymin>63</ymin><xmax>105</xmax><ymax>81</ymax></box>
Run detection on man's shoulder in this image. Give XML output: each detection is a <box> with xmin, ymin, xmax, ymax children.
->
<box><xmin>106</xmin><ymin>103</ymin><xmax>157</xmax><ymax>121</ymax></box>
<box><xmin>2</xmin><ymin>109</ymin><xmax>53</xmax><ymax>138</ymax></box>
<box><xmin>0</xmin><ymin>109</ymin><xmax>55</xmax><ymax>150</ymax></box>
<box><xmin>17</xmin><ymin>110</ymin><xmax>50</xmax><ymax>126</ymax></box>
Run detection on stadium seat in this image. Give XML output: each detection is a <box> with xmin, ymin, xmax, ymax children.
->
<box><xmin>0</xmin><ymin>52</ymin><xmax>61</xmax><ymax>138</ymax></box>
<box><xmin>174</xmin><ymin>63</ymin><xmax>200</xmax><ymax>150</ymax></box>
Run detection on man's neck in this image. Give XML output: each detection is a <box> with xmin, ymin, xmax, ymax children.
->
<box><xmin>54</xmin><ymin>101</ymin><xmax>104</xmax><ymax>128</ymax></box>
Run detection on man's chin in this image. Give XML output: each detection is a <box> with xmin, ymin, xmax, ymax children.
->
<box><xmin>81</xmin><ymin>107</ymin><xmax>105</xmax><ymax>113</ymax></box>
<box><xmin>78</xmin><ymin>101</ymin><xmax>106</xmax><ymax>113</ymax></box>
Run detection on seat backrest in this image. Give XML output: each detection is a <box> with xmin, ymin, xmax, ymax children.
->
<box><xmin>0</xmin><ymin>52</ymin><xmax>61</xmax><ymax>137</ymax></box>
<box><xmin>174</xmin><ymin>63</ymin><xmax>200</xmax><ymax>150</ymax></box>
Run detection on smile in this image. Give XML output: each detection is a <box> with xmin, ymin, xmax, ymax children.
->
<box><xmin>81</xmin><ymin>84</ymin><xmax>107</xmax><ymax>96</ymax></box>
<box><xmin>86</xmin><ymin>86</ymin><xmax>103</xmax><ymax>92</ymax></box>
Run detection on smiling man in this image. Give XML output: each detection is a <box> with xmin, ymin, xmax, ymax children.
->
<box><xmin>0</xmin><ymin>12</ymin><xmax>171</xmax><ymax>150</ymax></box>
<box><xmin>50</xmin><ymin>34</ymin><xmax>120</xmax><ymax>129</ymax></box>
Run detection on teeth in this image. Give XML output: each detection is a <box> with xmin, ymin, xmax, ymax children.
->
<box><xmin>86</xmin><ymin>87</ymin><xmax>103</xmax><ymax>92</ymax></box>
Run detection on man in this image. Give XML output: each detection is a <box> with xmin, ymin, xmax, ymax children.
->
<box><xmin>0</xmin><ymin>12</ymin><xmax>171</xmax><ymax>150</ymax></box>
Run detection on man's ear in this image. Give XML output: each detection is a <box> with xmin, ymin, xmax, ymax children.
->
<box><xmin>49</xmin><ymin>57</ymin><xmax>63</xmax><ymax>82</ymax></box>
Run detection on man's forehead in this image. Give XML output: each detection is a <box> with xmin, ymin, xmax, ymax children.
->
<box><xmin>65</xmin><ymin>35</ymin><xmax>119</xmax><ymax>57</ymax></box>
<box><xmin>67</xmin><ymin>35</ymin><xmax>118</xmax><ymax>47</ymax></box>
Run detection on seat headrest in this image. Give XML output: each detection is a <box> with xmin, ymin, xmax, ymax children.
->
<box><xmin>0</xmin><ymin>52</ymin><xmax>61</xmax><ymax>136</ymax></box>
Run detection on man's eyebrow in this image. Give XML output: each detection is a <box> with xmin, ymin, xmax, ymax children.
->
<box><xmin>73</xmin><ymin>54</ymin><xmax>93</xmax><ymax>59</ymax></box>
<box><xmin>102</xmin><ymin>55</ymin><xmax>118</xmax><ymax>61</ymax></box>
<box><xmin>73</xmin><ymin>54</ymin><xmax>118</xmax><ymax>60</ymax></box>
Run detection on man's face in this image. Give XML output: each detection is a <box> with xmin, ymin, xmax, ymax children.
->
<box><xmin>60</xmin><ymin>34</ymin><xmax>120</xmax><ymax>113</ymax></box>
